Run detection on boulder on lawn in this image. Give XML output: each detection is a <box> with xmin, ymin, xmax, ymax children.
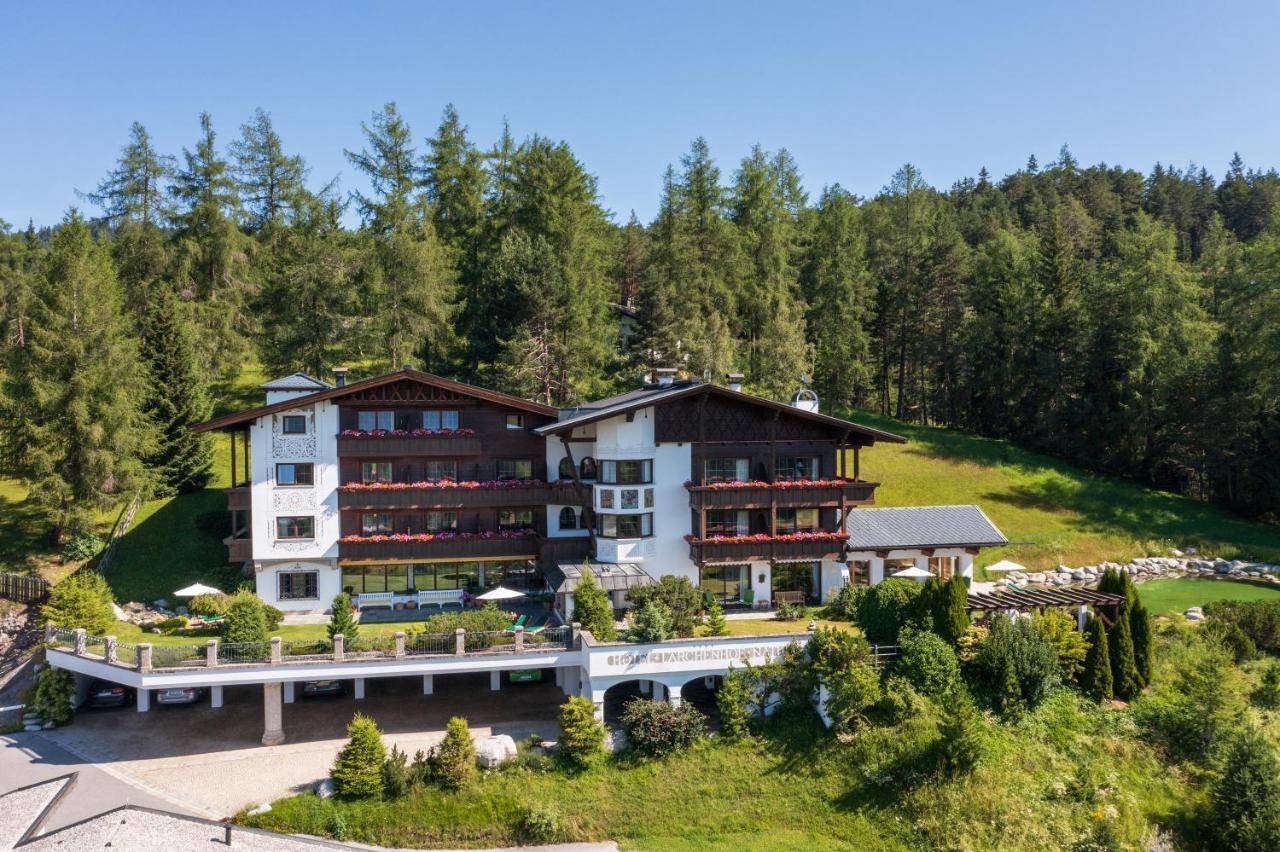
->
<box><xmin>315</xmin><ymin>778</ymin><xmax>335</xmax><ymax>799</ymax></box>
<box><xmin>475</xmin><ymin>734</ymin><xmax>518</xmax><ymax>769</ymax></box>
<box><xmin>1184</xmin><ymin>607</ymin><xmax>1205</xmax><ymax>622</ymax></box>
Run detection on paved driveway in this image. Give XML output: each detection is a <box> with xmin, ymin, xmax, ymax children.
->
<box><xmin>37</xmin><ymin>672</ymin><xmax>565</xmax><ymax>817</ymax></box>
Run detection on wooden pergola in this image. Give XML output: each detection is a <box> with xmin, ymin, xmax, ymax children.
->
<box><xmin>966</xmin><ymin>588</ymin><xmax>1127</xmax><ymax>629</ymax></box>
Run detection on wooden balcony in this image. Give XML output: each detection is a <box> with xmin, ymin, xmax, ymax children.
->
<box><xmin>336</xmin><ymin>435</ymin><xmax>483</xmax><ymax>457</ymax></box>
<box><xmin>338</xmin><ymin>535</ymin><xmax>541</xmax><ymax>562</ymax></box>
<box><xmin>688</xmin><ymin>536</ymin><xmax>845</xmax><ymax>564</ymax></box>
<box><xmin>224</xmin><ymin>486</ymin><xmax>251</xmax><ymax>511</ymax></box>
<box><xmin>225</xmin><ymin>536</ymin><xmax>252</xmax><ymax>563</ymax></box>
<box><xmin>338</xmin><ymin>481</ymin><xmax>589</xmax><ymax>510</ymax></box>
<box><xmin>687</xmin><ymin>479</ymin><xmax>878</xmax><ymax>510</ymax></box>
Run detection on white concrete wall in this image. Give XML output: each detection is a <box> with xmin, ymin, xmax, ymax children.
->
<box><xmin>255</xmin><ymin>560</ymin><xmax>343</xmax><ymax>611</ymax></box>
<box><xmin>250</xmin><ymin>400</ymin><xmax>340</xmax><ymax>563</ymax></box>
<box><xmin>845</xmin><ymin>547</ymin><xmax>975</xmax><ymax>588</ymax></box>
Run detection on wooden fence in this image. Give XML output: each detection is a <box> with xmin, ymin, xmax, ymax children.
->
<box><xmin>0</xmin><ymin>572</ymin><xmax>49</xmax><ymax>604</ymax></box>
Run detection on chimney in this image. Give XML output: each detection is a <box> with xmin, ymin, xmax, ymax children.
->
<box><xmin>725</xmin><ymin>372</ymin><xmax>744</xmax><ymax>392</ymax></box>
<box><xmin>331</xmin><ymin>366</ymin><xmax>348</xmax><ymax>388</ymax></box>
<box><xmin>655</xmin><ymin>367</ymin><xmax>677</xmax><ymax>387</ymax></box>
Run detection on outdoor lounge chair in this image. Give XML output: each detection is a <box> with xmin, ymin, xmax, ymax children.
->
<box><xmin>523</xmin><ymin>615</ymin><xmax>548</xmax><ymax>633</ymax></box>
<box><xmin>504</xmin><ymin>614</ymin><xmax>528</xmax><ymax>632</ymax></box>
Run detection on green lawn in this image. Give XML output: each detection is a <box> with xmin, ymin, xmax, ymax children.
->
<box><xmin>1136</xmin><ymin>577</ymin><xmax>1280</xmax><ymax>615</ymax></box>
<box><xmin>846</xmin><ymin>410</ymin><xmax>1280</xmax><ymax>574</ymax></box>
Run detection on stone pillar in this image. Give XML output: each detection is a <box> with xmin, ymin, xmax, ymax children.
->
<box><xmin>570</xmin><ymin>621</ymin><xmax>581</xmax><ymax>648</ymax></box>
<box><xmin>914</xmin><ymin>555</ymin><xmax>930</xmax><ymax>578</ymax></box>
<box><xmin>206</xmin><ymin>639</ymin><xmax>219</xmax><ymax>667</ymax></box>
<box><xmin>44</xmin><ymin>623</ymin><xmax>55</xmax><ymax>643</ymax></box>
<box><xmin>651</xmin><ymin>682</ymin><xmax>665</xmax><ymax>702</ymax></box>
<box><xmin>136</xmin><ymin>688</ymin><xmax>150</xmax><ymax>713</ymax></box>
<box><xmin>333</xmin><ymin>633</ymin><xmax>345</xmax><ymax>662</ymax></box>
<box><xmin>870</xmin><ymin>557</ymin><xmax>885</xmax><ymax>585</ymax></box>
<box><xmin>455</xmin><ymin>628</ymin><xmax>465</xmax><ymax>655</ymax></box>
<box><xmin>394</xmin><ymin>631</ymin><xmax>406</xmax><ymax>657</ymax></box>
<box><xmin>667</xmin><ymin>684</ymin><xmax>683</xmax><ymax>707</ymax></box>
<box><xmin>422</xmin><ymin>674</ymin><xmax>434</xmax><ymax>695</ymax></box>
<box><xmin>354</xmin><ymin>678</ymin><xmax>366</xmax><ymax>700</ymax></box>
<box><xmin>514</xmin><ymin>626</ymin><xmax>524</xmax><ymax>651</ymax></box>
<box><xmin>590</xmin><ymin>688</ymin><xmax>606</xmax><ymax>722</ymax></box>
<box><xmin>104</xmin><ymin>636</ymin><xmax>117</xmax><ymax>665</ymax></box>
<box><xmin>1077</xmin><ymin>604</ymin><xmax>1088</xmax><ymax>632</ymax></box>
<box><xmin>262</xmin><ymin>682</ymin><xmax>285</xmax><ymax>746</ymax></box>
<box><xmin>138</xmin><ymin>643</ymin><xmax>153</xmax><ymax>673</ymax></box>
<box><xmin>703</xmin><ymin>675</ymin><xmax>715</xmax><ymax>690</ymax></box>
<box><xmin>638</xmin><ymin>680</ymin><xmax>651</xmax><ymax>695</ymax></box>
<box><xmin>283</xmin><ymin>681</ymin><xmax>295</xmax><ymax>703</ymax></box>
<box><xmin>270</xmin><ymin>637</ymin><xmax>282</xmax><ymax>664</ymax></box>
<box><xmin>211</xmin><ymin>685</ymin><xmax>224</xmax><ymax>708</ymax></box>
<box><xmin>554</xmin><ymin>667</ymin><xmax>564</xmax><ymax>687</ymax></box>
<box><xmin>960</xmin><ymin>553</ymin><xmax>975</xmax><ymax>581</ymax></box>
<box><xmin>73</xmin><ymin>628</ymin><xmax>86</xmax><ymax>655</ymax></box>
<box><xmin>490</xmin><ymin>670</ymin><xmax>501</xmax><ymax>691</ymax></box>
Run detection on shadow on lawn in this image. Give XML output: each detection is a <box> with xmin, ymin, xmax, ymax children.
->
<box><xmin>0</xmin><ymin>491</ymin><xmax>59</xmax><ymax>574</ymax></box>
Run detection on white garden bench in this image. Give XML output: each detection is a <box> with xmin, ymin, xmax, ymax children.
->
<box><xmin>355</xmin><ymin>591</ymin><xmax>395</xmax><ymax>610</ymax></box>
<box><xmin>416</xmin><ymin>589</ymin><xmax>465</xmax><ymax>610</ymax></box>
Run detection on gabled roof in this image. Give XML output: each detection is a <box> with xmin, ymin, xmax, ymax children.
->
<box><xmin>535</xmin><ymin>380</ymin><xmax>907</xmax><ymax>444</ymax></box>
<box><xmin>844</xmin><ymin>505</ymin><xmax>1008</xmax><ymax>550</ymax></box>
<box><xmin>258</xmin><ymin>372</ymin><xmax>333</xmax><ymax>392</ymax></box>
<box><xmin>192</xmin><ymin>368</ymin><xmax>559</xmax><ymax>433</ymax></box>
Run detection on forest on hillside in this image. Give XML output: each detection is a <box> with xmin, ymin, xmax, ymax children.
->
<box><xmin>0</xmin><ymin>103</ymin><xmax>1277</xmax><ymax>536</ymax></box>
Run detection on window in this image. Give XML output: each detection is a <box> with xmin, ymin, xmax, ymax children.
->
<box><xmin>596</xmin><ymin>513</ymin><xmax>653</xmax><ymax>538</ymax></box>
<box><xmin>849</xmin><ymin>559</ymin><xmax>872</xmax><ymax>587</ymax></box>
<box><xmin>775</xmin><ymin>507</ymin><xmax>820</xmax><ymax>533</ymax></box>
<box><xmin>275</xmin><ymin>463</ymin><xmax>314</xmax><ymax>486</ymax></box>
<box><xmin>772</xmin><ymin>562</ymin><xmax>817</xmax><ymax>601</ymax></box>
<box><xmin>644</xmin><ymin>488</ymin><xmax>654</xmax><ymax>508</ymax></box>
<box><xmin>278</xmin><ymin>571</ymin><xmax>318</xmax><ymax>601</ymax></box>
<box><xmin>700</xmin><ymin>564</ymin><xmax>747</xmax><ymax>604</ymax></box>
<box><xmin>706</xmin><ymin>509</ymin><xmax>749</xmax><ymax>536</ymax></box>
<box><xmin>425</xmin><ymin>511</ymin><xmax>458</xmax><ymax>533</ymax></box>
<box><xmin>559</xmin><ymin>507</ymin><xmax>578</xmax><ymax>530</ymax></box>
<box><xmin>598</xmin><ymin>489</ymin><xmax>614</xmax><ymax>509</ymax></box>
<box><xmin>357</xmin><ymin>410</ymin><xmax>395</xmax><ymax>431</ymax></box>
<box><xmin>599</xmin><ymin>459</ymin><xmax>652</xmax><ymax>484</ymax></box>
<box><xmin>620</xmin><ymin>488</ymin><xmax>640</xmax><ymax>510</ymax></box>
<box><xmin>506</xmin><ymin>414</ymin><xmax>524</xmax><ymax>430</ymax></box>
<box><xmin>425</xmin><ymin>460</ymin><xmax>457</xmax><ymax>482</ymax></box>
<box><xmin>361</xmin><ymin>462</ymin><xmax>393</xmax><ymax>484</ymax></box>
<box><xmin>281</xmin><ymin>415</ymin><xmax>307</xmax><ymax>435</ymax></box>
<box><xmin>558</xmin><ymin>457</ymin><xmax>576</xmax><ymax>479</ymax></box>
<box><xmin>704</xmin><ymin>457</ymin><xmax>749</xmax><ymax>483</ymax></box>
<box><xmin>422</xmin><ymin>410</ymin><xmax>460</xmax><ymax>430</ymax></box>
<box><xmin>276</xmin><ymin>516</ymin><xmax>314</xmax><ymax>539</ymax></box>
<box><xmin>579</xmin><ymin>457</ymin><xmax>597</xmax><ymax>480</ymax></box>
<box><xmin>929</xmin><ymin>556</ymin><xmax>958</xmax><ymax>581</ymax></box>
<box><xmin>775</xmin><ymin>456</ymin><xmax>820</xmax><ymax>481</ymax></box>
<box><xmin>498</xmin><ymin>509</ymin><xmax>534</xmax><ymax>531</ymax></box>
<box><xmin>496</xmin><ymin>458</ymin><xmax>534</xmax><ymax>481</ymax></box>
<box><xmin>361</xmin><ymin>512</ymin><xmax>393</xmax><ymax>535</ymax></box>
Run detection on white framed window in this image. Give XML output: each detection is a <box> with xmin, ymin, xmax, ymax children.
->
<box><xmin>275</xmin><ymin>463</ymin><xmax>314</xmax><ymax>486</ymax></box>
<box><xmin>596</xmin><ymin>513</ymin><xmax>653</xmax><ymax>539</ymax></box>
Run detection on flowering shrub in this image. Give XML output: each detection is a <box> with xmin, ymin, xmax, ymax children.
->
<box><xmin>338</xmin><ymin>428</ymin><xmax>476</xmax><ymax>438</ymax></box>
<box><xmin>338</xmin><ymin>479</ymin><xmax>574</xmax><ymax>492</ymax></box>
<box><xmin>339</xmin><ymin>530</ymin><xmax>537</xmax><ymax>543</ymax></box>
<box><xmin>683</xmin><ymin>531</ymin><xmax>846</xmax><ymax>543</ymax></box>
<box><xmin>684</xmin><ymin>478</ymin><xmax>861</xmax><ymax>490</ymax></box>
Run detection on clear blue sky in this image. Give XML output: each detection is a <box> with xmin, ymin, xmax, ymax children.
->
<box><xmin>4</xmin><ymin>1</ymin><xmax>1279</xmax><ymax>229</ymax></box>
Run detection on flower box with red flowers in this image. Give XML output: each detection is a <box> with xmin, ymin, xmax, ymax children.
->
<box><xmin>684</xmin><ymin>478</ymin><xmax>877</xmax><ymax>509</ymax></box>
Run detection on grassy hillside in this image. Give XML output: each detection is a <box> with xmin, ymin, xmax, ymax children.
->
<box><xmin>844</xmin><ymin>410</ymin><xmax>1280</xmax><ymax>572</ymax></box>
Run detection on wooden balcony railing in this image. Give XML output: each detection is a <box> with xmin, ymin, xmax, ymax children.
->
<box><xmin>686</xmin><ymin>479</ymin><xmax>878</xmax><ymax>509</ymax></box>
<box><xmin>224</xmin><ymin>486</ymin><xmax>251</xmax><ymax>511</ymax></box>
<box><xmin>338</xmin><ymin>481</ymin><xmax>589</xmax><ymax>510</ymax></box>
<box><xmin>225</xmin><ymin>536</ymin><xmax>252</xmax><ymax>562</ymax></box>
<box><xmin>687</xmin><ymin>534</ymin><xmax>846</xmax><ymax>564</ymax></box>
<box><xmin>336</xmin><ymin>435</ymin><xmax>483</xmax><ymax>457</ymax></box>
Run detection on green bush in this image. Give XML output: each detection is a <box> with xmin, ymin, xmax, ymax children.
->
<box><xmin>1210</xmin><ymin>725</ymin><xmax>1280</xmax><ymax>851</ymax></box>
<box><xmin>1132</xmin><ymin>643</ymin><xmax>1237</xmax><ymax>763</ymax></box>
<box><xmin>933</xmin><ymin>575</ymin><xmax>971</xmax><ymax>645</ymax></box>
<box><xmin>331</xmin><ymin>713</ymin><xmax>386</xmax><ymax>798</ymax></box>
<box><xmin>32</xmin><ymin>666</ymin><xmax>74</xmax><ymax>725</ymax></box>
<box><xmin>558</xmin><ymin>696</ymin><xmax>605</xmax><ymax>767</ymax></box>
<box><xmin>821</xmin><ymin>657</ymin><xmax>881</xmax><ymax>732</ymax></box>
<box><xmin>828</xmin><ymin>583</ymin><xmax>866</xmax><ymax>621</ymax></box>
<box><xmin>519</xmin><ymin>804</ymin><xmax>562</xmax><ymax>843</ymax></box>
<box><xmin>432</xmin><ymin>716</ymin><xmax>476</xmax><ymax>790</ymax></box>
<box><xmin>406</xmin><ymin>603</ymin><xmax>512</xmax><ymax>636</ymax></box>
<box><xmin>156</xmin><ymin>615</ymin><xmax>188</xmax><ymax>633</ymax></box>
<box><xmin>896</xmin><ymin>628</ymin><xmax>960</xmax><ymax>698</ymax></box>
<box><xmin>42</xmin><ymin>571</ymin><xmax>115</xmax><ymax>635</ymax></box>
<box><xmin>1033</xmin><ymin>608</ymin><xmax>1089</xmax><ymax>681</ymax></box>
<box><xmin>774</xmin><ymin>601</ymin><xmax>803</xmax><ymax>621</ymax></box>
<box><xmin>1210</xmin><ymin>621</ymin><xmax>1258</xmax><ymax>663</ymax></box>
<box><xmin>381</xmin><ymin>744</ymin><xmax>410</xmax><ymax>798</ymax></box>
<box><xmin>937</xmin><ymin>688</ymin><xmax>984</xmax><ymax>775</ymax></box>
<box><xmin>1080</xmin><ymin>616</ymin><xmax>1113</xmax><ymax>701</ymax></box>
<box><xmin>1203</xmin><ymin>599</ymin><xmax>1280</xmax><ymax>653</ymax></box>
<box><xmin>854</xmin><ymin>578</ymin><xmax>923</xmax><ymax>644</ymax></box>
<box><xmin>807</xmin><ymin>627</ymin><xmax>872</xmax><ymax>677</ymax></box>
<box><xmin>62</xmin><ymin>533</ymin><xmax>104</xmax><ymax>561</ymax></box>
<box><xmin>620</xmin><ymin>697</ymin><xmax>705</xmax><ymax>758</ymax></box>
<box><xmin>703</xmin><ymin>601</ymin><xmax>728</xmax><ymax>636</ymax></box>
<box><xmin>187</xmin><ymin>593</ymin><xmax>228</xmax><ymax>617</ymax></box>
<box><xmin>328</xmin><ymin>592</ymin><xmax>359</xmax><ymax>642</ymax></box>
<box><xmin>263</xmin><ymin>604</ymin><xmax>284</xmax><ymax>631</ymax></box>
<box><xmin>626</xmin><ymin>576</ymin><xmax>701</xmax><ymax>637</ymax></box>
<box><xmin>1254</xmin><ymin>660</ymin><xmax>1280</xmax><ymax>709</ymax></box>
<box><xmin>973</xmin><ymin>613</ymin><xmax>1061</xmax><ymax>714</ymax></box>
<box><xmin>628</xmin><ymin>599</ymin><xmax>674</xmax><ymax>642</ymax></box>
<box><xmin>717</xmin><ymin>670</ymin><xmax>753</xmax><ymax>740</ymax></box>
<box><xmin>875</xmin><ymin>674</ymin><xmax>925</xmax><ymax>725</ymax></box>
<box><xmin>222</xmin><ymin>591</ymin><xmax>269</xmax><ymax>644</ymax></box>
<box><xmin>572</xmin><ymin>569</ymin><xmax>617</xmax><ymax>641</ymax></box>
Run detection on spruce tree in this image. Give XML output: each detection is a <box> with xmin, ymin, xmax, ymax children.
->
<box><xmin>331</xmin><ymin>713</ymin><xmax>386</xmax><ymax>798</ymax></box>
<box><xmin>557</xmin><ymin>696</ymin><xmax>605</xmax><ymax>767</ymax></box>
<box><xmin>328</xmin><ymin>592</ymin><xmax>359</xmax><ymax>643</ymax></box>
<box><xmin>934</xmin><ymin>575</ymin><xmax>971</xmax><ymax>646</ymax></box>
<box><xmin>138</xmin><ymin>283</ymin><xmax>212</xmax><ymax>493</ymax></box>
<box><xmin>1210</xmin><ymin>725</ymin><xmax>1280</xmax><ymax>851</ymax></box>
<box><xmin>1107</xmin><ymin>608</ymin><xmax>1142</xmax><ymax>700</ymax></box>
<box><xmin>86</xmin><ymin>121</ymin><xmax>175</xmax><ymax>226</ymax></box>
<box><xmin>2</xmin><ymin>211</ymin><xmax>150</xmax><ymax>538</ymax></box>
<box><xmin>571</xmin><ymin>568</ymin><xmax>616</xmax><ymax>641</ymax></box>
<box><xmin>229</xmin><ymin>107</ymin><xmax>308</xmax><ymax>232</ymax></box>
<box><xmin>704</xmin><ymin>601</ymin><xmax>728</xmax><ymax>636</ymax></box>
<box><xmin>1080</xmin><ymin>615</ymin><xmax>1113</xmax><ymax>701</ymax></box>
<box><xmin>432</xmin><ymin>716</ymin><xmax>476</xmax><ymax>790</ymax></box>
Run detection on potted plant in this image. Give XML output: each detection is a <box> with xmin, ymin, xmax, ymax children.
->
<box><xmin>742</xmin><ymin>587</ymin><xmax>755</xmax><ymax>608</ymax></box>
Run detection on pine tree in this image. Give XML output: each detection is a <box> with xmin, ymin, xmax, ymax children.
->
<box><xmin>432</xmin><ymin>716</ymin><xmax>476</xmax><ymax>790</ymax></box>
<box><xmin>328</xmin><ymin>592</ymin><xmax>359</xmax><ymax>642</ymax></box>
<box><xmin>229</xmin><ymin>107</ymin><xmax>308</xmax><ymax>232</ymax></box>
<box><xmin>1210</xmin><ymin>725</ymin><xmax>1280</xmax><ymax>851</ymax></box>
<box><xmin>557</xmin><ymin>696</ymin><xmax>605</xmax><ymax>767</ymax></box>
<box><xmin>1129</xmin><ymin>598</ymin><xmax>1153</xmax><ymax>687</ymax></box>
<box><xmin>934</xmin><ymin>575</ymin><xmax>971</xmax><ymax>646</ymax></box>
<box><xmin>1080</xmin><ymin>615</ymin><xmax>1113</xmax><ymax>701</ymax></box>
<box><xmin>331</xmin><ymin>713</ymin><xmax>386</xmax><ymax>798</ymax></box>
<box><xmin>2</xmin><ymin>211</ymin><xmax>150</xmax><ymax>538</ymax></box>
<box><xmin>1107</xmin><ymin>607</ymin><xmax>1142</xmax><ymax>700</ymax></box>
<box><xmin>571</xmin><ymin>568</ymin><xmax>616</xmax><ymax>641</ymax></box>
<box><xmin>345</xmin><ymin>103</ymin><xmax>421</xmax><ymax>235</ymax></box>
<box><xmin>138</xmin><ymin>283</ymin><xmax>212</xmax><ymax>493</ymax></box>
<box><xmin>938</xmin><ymin>689</ymin><xmax>984</xmax><ymax>775</ymax></box>
<box><xmin>85</xmin><ymin>122</ymin><xmax>175</xmax><ymax>226</ymax></box>
<box><xmin>704</xmin><ymin>601</ymin><xmax>728</xmax><ymax>636</ymax></box>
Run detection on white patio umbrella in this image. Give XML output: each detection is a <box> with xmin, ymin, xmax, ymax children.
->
<box><xmin>476</xmin><ymin>585</ymin><xmax>526</xmax><ymax>601</ymax></box>
<box><xmin>890</xmin><ymin>566</ymin><xmax>933</xmax><ymax>579</ymax></box>
<box><xmin>985</xmin><ymin>560</ymin><xmax>1026</xmax><ymax>573</ymax></box>
<box><xmin>173</xmin><ymin>582</ymin><xmax>223</xmax><ymax>597</ymax></box>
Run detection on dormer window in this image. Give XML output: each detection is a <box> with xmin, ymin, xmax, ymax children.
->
<box><xmin>281</xmin><ymin>415</ymin><xmax>307</xmax><ymax>435</ymax></box>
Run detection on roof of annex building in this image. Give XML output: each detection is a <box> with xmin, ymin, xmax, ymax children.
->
<box><xmin>844</xmin><ymin>504</ymin><xmax>1008</xmax><ymax>551</ymax></box>
<box><xmin>535</xmin><ymin>379</ymin><xmax>906</xmax><ymax>444</ymax></box>
<box><xmin>548</xmin><ymin>560</ymin><xmax>654</xmax><ymax>595</ymax></box>
<box><xmin>257</xmin><ymin>372</ymin><xmax>333</xmax><ymax>392</ymax></box>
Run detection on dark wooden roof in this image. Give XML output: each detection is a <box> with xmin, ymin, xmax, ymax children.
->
<box><xmin>966</xmin><ymin>588</ymin><xmax>1126</xmax><ymax>611</ymax></box>
<box><xmin>192</xmin><ymin>369</ymin><xmax>559</xmax><ymax>433</ymax></box>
